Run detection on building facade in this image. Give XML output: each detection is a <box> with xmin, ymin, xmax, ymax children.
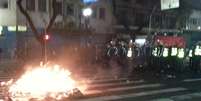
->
<box><xmin>0</xmin><ymin>0</ymin><xmax>59</xmax><ymax>60</ymax></box>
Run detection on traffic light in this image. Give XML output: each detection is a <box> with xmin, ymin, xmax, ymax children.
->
<box><xmin>44</xmin><ymin>34</ymin><xmax>50</xmax><ymax>41</ymax></box>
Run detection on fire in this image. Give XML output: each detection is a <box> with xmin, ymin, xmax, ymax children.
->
<box><xmin>6</xmin><ymin>64</ymin><xmax>83</xmax><ymax>101</ymax></box>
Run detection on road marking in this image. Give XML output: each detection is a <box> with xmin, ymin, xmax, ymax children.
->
<box><xmin>85</xmin><ymin>78</ymin><xmax>129</xmax><ymax>84</ymax></box>
<box><xmin>171</xmin><ymin>92</ymin><xmax>201</xmax><ymax>100</ymax></box>
<box><xmin>151</xmin><ymin>98</ymin><xmax>174</xmax><ymax>101</ymax></box>
<box><xmin>77</xmin><ymin>78</ymin><xmax>128</xmax><ymax>85</ymax></box>
<box><xmin>189</xmin><ymin>92</ymin><xmax>201</xmax><ymax>97</ymax></box>
<box><xmin>88</xmin><ymin>79</ymin><xmax>145</xmax><ymax>88</ymax></box>
<box><xmin>84</xmin><ymin>83</ymin><xmax>162</xmax><ymax>95</ymax></box>
<box><xmin>171</xmin><ymin>95</ymin><xmax>192</xmax><ymax>100</ymax></box>
<box><xmin>79</xmin><ymin>87</ymin><xmax>187</xmax><ymax>101</ymax></box>
<box><xmin>119</xmin><ymin>88</ymin><xmax>187</xmax><ymax>99</ymax></box>
<box><xmin>183</xmin><ymin>78</ymin><xmax>201</xmax><ymax>82</ymax></box>
<box><xmin>151</xmin><ymin>92</ymin><xmax>201</xmax><ymax>101</ymax></box>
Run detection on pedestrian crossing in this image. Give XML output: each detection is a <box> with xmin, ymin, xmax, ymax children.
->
<box><xmin>75</xmin><ymin>77</ymin><xmax>201</xmax><ymax>101</ymax></box>
<box><xmin>151</xmin><ymin>92</ymin><xmax>201</xmax><ymax>101</ymax></box>
<box><xmin>1</xmin><ymin>76</ymin><xmax>201</xmax><ymax>101</ymax></box>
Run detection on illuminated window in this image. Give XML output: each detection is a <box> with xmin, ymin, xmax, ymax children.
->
<box><xmin>8</xmin><ymin>26</ymin><xmax>17</xmax><ymax>32</ymax></box>
<box><xmin>18</xmin><ymin>26</ymin><xmax>27</xmax><ymax>32</ymax></box>
<box><xmin>8</xmin><ymin>26</ymin><xmax>27</xmax><ymax>32</ymax></box>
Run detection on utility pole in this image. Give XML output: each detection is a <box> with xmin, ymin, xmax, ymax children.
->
<box><xmin>148</xmin><ymin>6</ymin><xmax>157</xmax><ymax>42</ymax></box>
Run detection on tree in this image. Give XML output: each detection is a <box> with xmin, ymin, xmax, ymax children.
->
<box><xmin>17</xmin><ymin>0</ymin><xmax>59</xmax><ymax>62</ymax></box>
<box><xmin>17</xmin><ymin>0</ymin><xmax>58</xmax><ymax>44</ymax></box>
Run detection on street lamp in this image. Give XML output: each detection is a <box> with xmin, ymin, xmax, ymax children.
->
<box><xmin>82</xmin><ymin>7</ymin><xmax>93</xmax><ymax>29</ymax></box>
<box><xmin>82</xmin><ymin>7</ymin><xmax>93</xmax><ymax>17</ymax></box>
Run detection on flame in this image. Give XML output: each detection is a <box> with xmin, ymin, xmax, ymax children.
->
<box><xmin>7</xmin><ymin>64</ymin><xmax>82</xmax><ymax>101</ymax></box>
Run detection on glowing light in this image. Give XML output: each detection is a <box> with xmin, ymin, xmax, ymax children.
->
<box><xmin>186</xmin><ymin>26</ymin><xmax>189</xmax><ymax>30</ymax></box>
<box><xmin>8</xmin><ymin>26</ymin><xmax>17</xmax><ymax>31</ymax></box>
<box><xmin>135</xmin><ymin>39</ymin><xmax>146</xmax><ymax>45</ymax></box>
<box><xmin>82</xmin><ymin>8</ymin><xmax>93</xmax><ymax>17</ymax></box>
<box><xmin>178</xmin><ymin>48</ymin><xmax>184</xmax><ymax>58</ymax></box>
<box><xmin>0</xmin><ymin>26</ymin><xmax>2</xmax><ymax>35</ymax></box>
<box><xmin>152</xmin><ymin>48</ymin><xmax>158</xmax><ymax>57</ymax></box>
<box><xmin>171</xmin><ymin>47</ymin><xmax>178</xmax><ymax>56</ymax></box>
<box><xmin>18</xmin><ymin>26</ymin><xmax>27</xmax><ymax>32</ymax></box>
<box><xmin>163</xmin><ymin>48</ymin><xmax>169</xmax><ymax>57</ymax></box>
<box><xmin>189</xmin><ymin>50</ymin><xmax>192</xmax><ymax>57</ymax></box>
<box><xmin>83</xmin><ymin>0</ymin><xmax>97</xmax><ymax>3</ymax></box>
<box><xmin>8</xmin><ymin>64</ymin><xmax>82</xmax><ymax>101</ymax></box>
<box><xmin>195</xmin><ymin>45</ymin><xmax>201</xmax><ymax>56</ymax></box>
<box><xmin>127</xmin><ymin>48</ymin><xmax>132</xmax><ymax>58</ymax></box>
<box><xmin>44</xmin><ymin>34</ymin><xmax>50</xmax><ymax>40</ymax></box>
<box><xmin>198</xmin><ymin>26</ymin><xmax>201</xmax><ymax>30</ymax></box>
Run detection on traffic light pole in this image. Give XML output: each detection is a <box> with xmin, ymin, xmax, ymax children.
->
<box><xmin>42</xmin><ymin>33</ymin><xmax>49</xmax><ymax>64</ymax></box>
<box><xmin>44</xmin><ymin>38</ymin><xmax>47</xmax><ymax>63</ymax></box>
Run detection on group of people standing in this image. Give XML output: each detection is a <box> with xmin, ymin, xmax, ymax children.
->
<box><xmin>150</xmin><ymin>42</ymin><xmax>201</xmax><ymax>76</ymax></box>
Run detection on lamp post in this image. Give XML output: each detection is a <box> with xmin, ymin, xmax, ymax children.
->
<box><xmin>148</xmin><ymin>6</ymin><xmax>157</xmax><ymax>43</ymax></box>
<box><xmin>82</xmin><ymin>7</ymin><xmax>93</xmax><ymax>29</ymax></box>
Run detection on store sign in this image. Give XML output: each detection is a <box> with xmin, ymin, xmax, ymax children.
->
<box><xmin>161</xmin><ymin>0</ymin><xmax>179</xmax><ymax>10</ymax></box>
<box><xmin>83</xmin><ymin>0</ymin><xmax>97</xmax><ymax>4</ymax></box>
<box><xmin>154</xmin><ymin>35</ymin><xmax>186</xmax><ymax>48</ymax></box>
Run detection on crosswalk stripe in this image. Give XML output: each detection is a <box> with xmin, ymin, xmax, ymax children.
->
<box><xmin>84</xmin><ymin>83</ymin><xmax>162</xmax><ymax>95</ymax></box>
<box><xmin>183</xmin><ymin>78</ymin><xmax>201</xmax><ymax>82</ymax></box>
<box><xmin>150</xmin><ymin>91</ymin><xmax>201</xmax><ymax>101</ymax></box>
<box><xmin>87</xmin><ymin>79</ymin><xmax>144</xmax><ymax>89</ymax></box>
<box><xmin>151</xmin><ymin>92</ymin><xmax>201</xmax><ymax>101</ymax></box>
<box><xmin>84</xmin><ymin>78</ymin><xmax>129</xmax><ymax>84</ymax></box>
<box><xmin>171</xmin><ymin>92</ymin><xmax>201</xmax><ymax>100</ymax></box>
<box><xmin>77</xmin><ymin>78</ymin><xmax>142</xmax><ymax>86</ymax></box>
<box><xmin>79</xmin><ymin>87</ymin><xmax>187</xmax><ymax>101</ymax></box>
<box><xmin>151</xmin><ymin>98</ymin><xmax>174</xmax><ymax>101</ymax></box>
<box><xmin>118</xmin><ymin>88</ymin><xmax>187</xmax><ymax>99</ymax></box>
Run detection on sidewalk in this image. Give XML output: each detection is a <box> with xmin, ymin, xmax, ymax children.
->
<box><xmin>0</xmin><ymin>59</ymin><xmax>23</xmax><ymax>78</ymax></box>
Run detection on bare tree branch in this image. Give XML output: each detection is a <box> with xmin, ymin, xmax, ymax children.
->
<box><xmin>17</xmin><ymin>0</ymin><xmax>42</xmax><ymax>43</ymax></box>
<box><xmin>17</xmin><ymin>0</ymin><xmax>59</xmax><ymax>43</ymax></box>
<box><xmin>46</xmin><ymin>0</ymin><xmax>58</xmax><ymax>32</ymax></box>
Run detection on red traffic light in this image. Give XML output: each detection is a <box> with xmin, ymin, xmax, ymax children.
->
<box><xmin>44</xmin><ymin>34</ymin><xmax>50</xmax><ymax>40</ymax></box>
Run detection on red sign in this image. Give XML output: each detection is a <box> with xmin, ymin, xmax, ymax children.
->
<box><xmin>154</xmin><ymin>35</ymin><xmax>186</xmax><ymax>48</ymax></box>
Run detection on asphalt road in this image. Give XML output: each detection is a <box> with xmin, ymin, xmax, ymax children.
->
<box><xmin>1</xmin><ymin>70</ymin><xmax>201</xmax><ymax>101</ymax></box>
<box><xmin>72</xmin><ymin>73</ymin><xmax>201</xmax><ymax>101</ymax></box>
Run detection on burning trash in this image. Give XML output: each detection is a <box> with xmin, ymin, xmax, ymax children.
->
<box><xmin>2</xmin><ymin>64</ymin><xmax>83</xmax><ymax>101</ymax></box>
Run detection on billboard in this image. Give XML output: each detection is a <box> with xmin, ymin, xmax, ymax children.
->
<box><xmin>161</xmin><ymin>0</ymin><xmax>180</xmax><ymax>10</ymax></box>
